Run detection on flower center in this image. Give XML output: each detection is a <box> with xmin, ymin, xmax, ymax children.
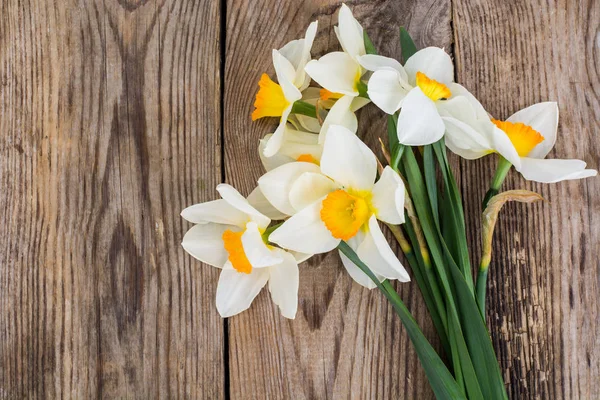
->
<box><xmin>416</xmin><ymin>71</ymin><xmax>452</xmax><ymax>102</ymax></box>
<box><xmin>251</xmin><ymin>73</ymin><xmax>290</xmax><ymax>121</ymax></box>
<box><xmin>319</xmin><ymin>88</ymin><xmax>343</xmax><ymax>101</ymax></box>
<box><xmin>222</xmin><ymin>229</ymin><xmax>252</xmax><ymax>274</ymax></box>
<box><xmin>491</xmin><ymin>119</ymin><xmax>544</xmax><ymax>157</ymax></box>
<box><xmin>296</xmin><ymin>154</ymin><xmax>319</xmax><ymax>165</ymax></box>
<box><xmin>320</xmin><ymin>190</ymin><xmax>372</xmax><ymax>240</ymax></box>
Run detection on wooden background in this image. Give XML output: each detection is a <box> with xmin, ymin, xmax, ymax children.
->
<box><xmin>0</xmin><ymin>0</ymin><xmax>598</xmax><ymax>398</ymax></box>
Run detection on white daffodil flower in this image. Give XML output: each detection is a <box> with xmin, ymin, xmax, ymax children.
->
<box><xmin>253</xmin><ymin>22</ymin><xmax>318</xmax><ymax>157</ymax></box>
<box><xmin>364</xmin><ymin>47</ymin><xmax>464</xmax><ymax>146</ymax></box>
<box><xmin>181</xmin><ymin>184</ymin><xmax>300</xmax><ymax>318</ymax></box>
<box><xmin>443</xmin><ymin>99</ymin><xmax>598</xmax><ymax>183</ymax></box>
<box><xmin>258</xmin><ymin>125</ymin><xmax>410</xmax><ymax>289</ymax></box>
<box><xmin>304</xmin><ymin>4</ymin><xmax>366</xmax><ymax>99</ymax></box>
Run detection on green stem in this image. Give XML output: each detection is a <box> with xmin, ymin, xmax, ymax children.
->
<box><xmin>291</xmin><ymin>100</ymin><xmax>317</xmax><ymax>118</ymax></box>
<box><xmin>482</xmin><ymin>156</ymin><xmax>512</xmax><ymax>208</ymax></box>
<box><xmin>337</xmin><ymin>242</ymin><xmax>466</xmax><ymax>400</ymax></box>
<box><xmin>476</xmin><ymin>266</ymin><xmax>489</xmax><ymax>321</ymax></box>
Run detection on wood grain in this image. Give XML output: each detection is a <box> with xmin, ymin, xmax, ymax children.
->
<box><xmin>452</xmin><ymin>0</ymin><xmax>600</xmax><ymax>398</ymax></box>
<box><xmin>0</xmin><ymin>0</ymin><xmax>224</xmax><ymax>398</ymax></box>
<box><xmin>223</xmin><ymin>1</ymin><xmax>451</xmax><ymax>398</ymax></box>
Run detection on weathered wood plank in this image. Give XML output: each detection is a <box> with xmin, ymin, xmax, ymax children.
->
<box><xmin>223</xmin><ymin>1</ymin><xmax>452</xmax><ymax>398</ymax></box>
<box><xmin>452</xmin><ymin>0</ymin><xmax>600</xmax><ymax>398</ymax></box>
<box><xmin>0</xmin><ymin>0</ymin><xmax>224</xmax><ymax>398</ymax></box>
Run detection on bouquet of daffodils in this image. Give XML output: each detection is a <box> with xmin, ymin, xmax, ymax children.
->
<box><xmin>181</xmin><ymin>4</ymin><xmax>596</xmax><ymax>399</ymax></box>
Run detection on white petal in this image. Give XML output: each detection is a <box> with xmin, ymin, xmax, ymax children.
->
<box><xmin>241</xmin><ymin>222</ymin><xmax>283</xmax><ymax>268</ymax></box>
<box><xmin>404</xmin><ymin>47</ymin><xmax>454</xmax><ymax>86</ymax></box>
<box><xmin>273</xmin><ymin>50</ymin><xmax>302</xmax><ymax>101</ymax></box>
<box><xmin>442</xmin><ymin>117</ymin><xmax>495</xmax><ymax>160</ymax></box>
<box><xmin>279</xmin><ymin>21</ymin><xmax>318</xmax><ymax>89</ymax></box>
<box><xmin>446</xmin><ymin>83</ymin><xmax>490</xmax><ymax>120</ymax></box>
<box><xmin>337</xmin><ymin>4</ymin><xmax>365</xmax><ymax>59</ymax></box>
<box><xmin>357</xmin><ymin>54</ymin><xmax>404</xmax><ymax>75</ymax></box>
<box><xmin>350</xmin><ymin>96</ymin><xmax>371</xmax><ymax>111</ymax></box>
<box><xmin>357</xmin><ymin>216</ymin><xmax>410</xmax><ymax>282</ymax></box>
<box><xmin>289</xmin><ymin>172</ymin><xmax>336</xmax><ymax>212</ymax></box>
<box><xmin>290</xmin><ymin>251</ymin><xmax>313</xmax><ymax>263</ymax></box>
<box><xmin>269</xmin><ymin>199</ymin><xmax>340</xmax><ymax>254</ymax></box>
<box><xmin>304</xmin><ymin>52</ymin><xmax>361</xmax><ymax>96</ymax></box>
<box><xmin>489</xmin><ymin>126</ymin><xmax>522</xmax><ymax>168</ymax></box>
<box><xmin>367</xmin><ymin>69</ymin><xmax>409</xmax><ymax>114</ymax></box>
<box><xmin>517</xmin><ymin>157</ymin><xmax>598</xmax><ymax>183</ymax></box>
<box><xmin>268</xmin><ymin>250</ymin><xmax>300</xmax><ymax>318</ymax></box>
<box><xmin>217</xmin><ymin>184</ymin><xmax>270</xmax><ymax>229</ymax></box>
<box><xmin>181</xmin><ymin>223</ymin><xmax>232</xmax><ymax>268</ymax></box>
<box><xmin>396</xmin><ymin>88</ymin><xmax>445</xmax><ymax>145</ymax></box>
<box><xmin>372</xmin><ymin>166</ymin><xmax>405</xmax><ymax>224</ymax></box>
<box><xmin>247</xmin><ymin>186</ymin><xmax>288</xmax><ymax>221</ymax></box>
<box><xmin>338</xmin><ymin>230</ymin><xmax>382</xmax><ymax>289</ymax></box>
<box><xmin>507</xmin><ymin>102</ymin><xmax>558</xmax><ymax>159</ymax></box>
<box><xmin>258</xmin><ymin>161</ymin><xmax>322</xmax><ymax>216</ymax></box>
<box><xmin>259</xmin><ymin>134</ymin><xmax>294</xmax><ymax>171</ymax></box>
<box><xmin>294</xmin><ymin>114</ymin><xmax>322</xmax><ymax>133</ymax></box>
<box><xmin>320</xmin><ymin>125</ymin><xmax>377</xmax><ymax>191</ymax></box>
<box><xmin>319</xmin><ymin>95</ymin><xmax>358</xmax><ymax>144</ymax></box>
<box><xmin>263</xmin><ymin>105</ymin><xmax>293</xmax><ymax>157</ymax></box>
<box><xmin>216</xmin><ymin>268</ymin><xmax>270</xmax><ymax>317</ymax></box>
<box><xmin>181</xmin><ymin>199</ymin><xmax>247</xmax><ymax>227</ymax></box>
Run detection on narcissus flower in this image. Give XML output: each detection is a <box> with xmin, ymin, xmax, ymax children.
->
<box><xmin>443</xmin><ymin>100</ymin><xmax>598</xmax><ymax>183</ymax></box>
<box><xmin>304</xmin><ymin>4</ymin><xmax>366</xmax><ymax>98</ymax></box>
<box><xmin>254</xmin><ymin>22</ymin><xmax>318</xmax><ymax>157</ymax></box>
<box><xmin>181</xmin><ymin>184</ymin><xmax>300</xmax><ymax>318</ymax></box>
<box><xmin>364</xmin><ymin>47</ymin><xmax>465</xmax><ymax>146</ymax></box>
<box><xmin>258</xmin><ymin>125</ymin><xmax>410</xmax><ymax>288</ymax></box>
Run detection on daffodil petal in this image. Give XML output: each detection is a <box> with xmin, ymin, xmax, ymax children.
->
<box><xmin>258</xmin><ymin>161</ymin><xmax>322</xmax><ymax>216</ymax></box>
<box><xmin>367</xmin><ymin>69</ymin><xmax>409</xmax><ymax>114</ymax></box>
<box><xmin>442</xmin><ymin>117</ymin><xmax>495</xmax><ymax>160</ymax></box>
<box><xmin>279</xmin><ymin>21</ymin><xmax>318</xmax><ymax>90</ymax></box>
<box><xmin>289</xmin><ymin>172</ymin><xmax>336</xmax><ymax>212</ymax></box>
<box><xmin>338</xmin><ymin>230</ymin><xmax>382</xmax><ymax>289</ymax></box>
<box><xmin>404</xmin><ymin>47</ymin><xmax>454</xmax><ymax>86</ymax></box>
<box><xmin>320</xmin><ymin>125</ymin><xmax>377</xmax><ymax>191</ymax></box>
<box><xmin>507</xmin><ymin>102</ymin><xmax>558</xmax><ymax>159</ymax></box>
<box><xmin>217</xmin><ymin>184</ymin><xmax>270</xmax><ymax>229</ymax></box>
<box><xmin>247</xmin><ymin>187</ymin><xmax>288</xmax><ymax>221</ymax></box>
<box><xmin>372</xmin><ymin>166</ymin><xmax>405</xmax><ymax>224</ymax></box>
<box><xmin>181</xmin><ymin>199</ymin><xmax>248</xmax><ymax>227</ymax></box>
<box><xmin>268</xmin><ymin>250</ymin><xmax>299</xmax><ymax>318</ymax></box>
<box><xmin>304</xmin><ymin>52</ymin><xmax>361</xmax><ymax>96</ymax></box>
<box><xmin>181</xmin><ymin>223</ymin><xmax>232</xmax><ymax>268</ymax></box>
<box><xmin>396</xmin><ymin>87</ymin><xmax>445</xmax><ymax>145</ymax></box>
<box><xmin>216</xmin><ymin>267</ymin><xmax>270</xmax><ymax>317</ymax></box>
<box><xmin>357</xmin><ymin>54</ymin><xmax>405</xmax><ymax>75</ymax></box>
<box><xmin>269</xmin><ymin>199</ymin><xmax>340</xmax><ymax>254</ymax></box>
<box><xmin>259</xmin><ymin>134</ymin><xmax>295</xmax><ymax>171</ymax></box>
<box><xmin>337</xmin><ymin>3</ymin><xmax>365</xmax><ymax>59</ymax></box>
<box><xmin>446</xmin><ymin>83</ymin><xmax>490</xmax><ymax>120</ymax></box>
<box><xmin>517</xmin><ymin>157</ymin><xmax>598</xmax><ymax>183</ymax></box>
<box><xmin>489</xmin><ymin>125</ymin><xmax>523</xmax><ymax>168</ymax></box>
<box><xmin>319</xmin><ymin>95</ymin><xmax>357</xmax><ymax>144</ymax></box>
<box><xmin>241</xmin><ymin>222</ymin><xmax>283</xmax><ymax>268</ymax></box>
<box><xmin>273</xmin><ymin>50</ymin><xmax>302</xmax><ymax>102</ymax></box>
<box><xmin>357</xmin><ymin>216</ymin><xmax>410</xmax><ymax>282</ymax></box>
<box><xmin>263</xmin><ymin>105</ymin><xmax>293</xmax><ymax>157</ymax></box>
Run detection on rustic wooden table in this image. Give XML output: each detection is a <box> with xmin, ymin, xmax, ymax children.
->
<box><xmin>1</xmin><ymin>0</ymin><xmax>598</xmax><ymax>398</ymax></box>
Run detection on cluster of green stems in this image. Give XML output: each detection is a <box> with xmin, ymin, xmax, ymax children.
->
<box><xmin>289</xmin><ymin>29</ymin><xmax>513</xmax><ymax>399</ymax></box>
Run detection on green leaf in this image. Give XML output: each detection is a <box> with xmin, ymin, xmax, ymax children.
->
<box><xmin>423</xmin><ymin>145</ymin><xmax>439</xmax><ymax>227</ymax></box>
<box><xmin>363</xmin><ymin>30</ymin><xmax>378</xmax><ymax>55</ymax></box>
<box><xmin>432</xmin><ymin>140</ymin><xmax>473</xmax><ymax>292</ymax></box>
<box><xmin>400</xmin><ymin>27</ymin><xmax>418</xmax><ymax>62</ymax></box>
<box><xmin>401</xmin><ymin>148</ymin><xmax>508</xmax><ymax>400</ymax></box>
<box><xmin>337</xmin><ymin>242</ymin><xmax>467</xmax><ymax>400</ymax></box>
